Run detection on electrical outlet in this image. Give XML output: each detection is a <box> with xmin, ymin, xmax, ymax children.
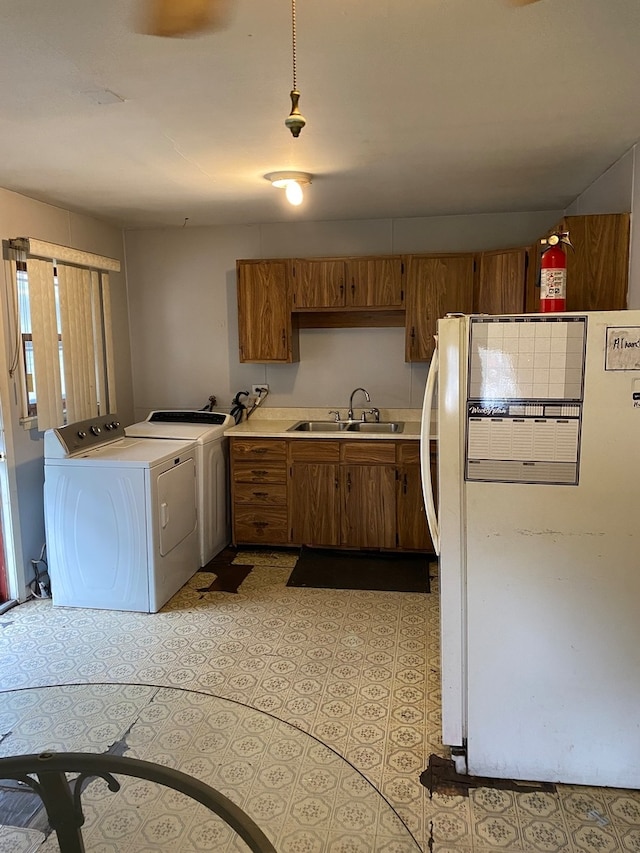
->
<box><xmin>251</xmin><ymin>384</ymin><xmax>269</xmax><ymax>396</ymax></box>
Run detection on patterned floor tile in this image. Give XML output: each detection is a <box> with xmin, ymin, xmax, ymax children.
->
<box><xmin>1</xmin><ymin>552</ymin><xmax>639</xmax><ymax>852</ymax></box>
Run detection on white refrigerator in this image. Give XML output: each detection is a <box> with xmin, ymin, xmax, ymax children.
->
<box><xmin>420</xmin><ymin>310</ymin><xmax>640</xmax><ymax>788</ymax></box>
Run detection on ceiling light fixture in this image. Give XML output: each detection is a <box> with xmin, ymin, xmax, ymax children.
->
<box><xmin>285</xmin><ymin>0</ymin><xmax>305</xmax><ymax>137</ymax></box>
<box><xmin>265</xmin><ymin>171</ymin><xmax>312</xmax><ymax>206</ymax></box>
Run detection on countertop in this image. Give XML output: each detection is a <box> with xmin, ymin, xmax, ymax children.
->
<box><xmin>224</xmin><ymin>407</ymin><xmax>437</xmax><ymax>441</ymax></box>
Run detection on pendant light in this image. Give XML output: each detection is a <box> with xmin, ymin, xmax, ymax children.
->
<box><xmin>285</xmin><ymin>0</ymin><xmax>306</xmax><ymax>137</ymax></box>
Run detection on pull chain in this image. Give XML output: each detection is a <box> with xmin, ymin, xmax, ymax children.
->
<box><xmin>291</xmin><ymin>0</ymin><xmax>297</xmax><ymax>91</ymax></box>
<box><xmin>285</xmin><ymin>0</ymin><xmax>306</xmax><ymax>137</ymax></box>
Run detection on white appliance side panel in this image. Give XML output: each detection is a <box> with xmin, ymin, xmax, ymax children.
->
<box><xmin>200</xmin><ymin>438</ymin><xmax>230</xmax><ymax>565</ymax></box>
<box><xmin>436</xmin><ymin>316</ymin><xmax>470</xmax><ymax>748</ymax></box>
<box><xmin>44</xmin><ymin>465</ymin><xmax>149</xmax><ymax>611</ymax></box>
<box><xmin>147</xmin><ymin>457</ymin><xmax>199</xmax><ymax>612</ymax></box>
<box><xmin>464</xmin><ymin>310</ymin><xmax>640</xmax><ymax>787</ymax></box>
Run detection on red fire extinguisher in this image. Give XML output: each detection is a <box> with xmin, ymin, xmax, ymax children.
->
<box><xmin>539</xmin><ymin>231</ymin><xmax>573</xmax><ymax>313</ymax></box>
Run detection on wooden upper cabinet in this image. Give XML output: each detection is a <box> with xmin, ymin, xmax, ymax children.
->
<box><xmin>291</xmin><ymin>259</ymin><xmax>346</xmax><ymax>309</ymax></box>
<box><xmin>561</xmin><ymin>214</ymin><xmax>629</xmax><ymax>312</ymax></box>
<box><xmin>347</xmin><ymin>257</ymin><xmax>404</xmax><ymax>307</ymax></box>
<box><xmin>236</xmin><ymin>260</ymin><xmax>298</xmax><ymax>363</ymax></box>
<box><xmin>525</xmin><ymin>213</ymin><xmax>630</xmax><ymax>313</ymax></box>
<box><xmin>291</xmin><ymin>256</ymin><xmax>404</xmax><ymax>310</ymax></box>
<box><xmin>405</xmin><ymin>254</ymin><xmax>475</xmax><ymax>361</ymax></box>
<box><xmin>474</xmin><ymin>247</ymin><xmax>528</xmax><ymax>315</ymax></box>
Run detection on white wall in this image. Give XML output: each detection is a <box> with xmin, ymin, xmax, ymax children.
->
<box><xmin>629</xmin><ymin>147</ymin><xmax>640</xmax><ymax>308</ymax></box>
<box><xmin>124</xmin><ymin>210</ymin><xmax>561</xmax><ymax>421</ymax></box>
<box><xmin>0</xmin><ymin>188</ymin><xmax>133</xmax><ymax>598</ymax></box>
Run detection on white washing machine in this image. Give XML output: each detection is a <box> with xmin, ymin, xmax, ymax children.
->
<box><xmin>44</xmin><ymin>415</ymin><xmax>199</xmax><ymax>613</ymax></box>
<box><xmin>125</xmin><ymin>410</ymin><xmax>234</xmax><ymax>566</ymax></box>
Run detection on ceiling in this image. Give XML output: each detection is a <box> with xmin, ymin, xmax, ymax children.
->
<box><xmin>1</xmin><ymin>0</ymin><xmax>639</xmax><ymax>229</ymax></box>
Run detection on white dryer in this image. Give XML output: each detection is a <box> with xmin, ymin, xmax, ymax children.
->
<box><xmin>125</xmin><ymin>410</ymin><xmax>234</xmax><ymax>566</ymax></box>
<box><xmin>44</xmin><ymin>415</ymin><xmax>199</xmax><ymax>613</ymax></box>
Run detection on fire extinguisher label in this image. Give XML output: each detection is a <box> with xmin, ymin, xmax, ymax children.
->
<box><xmin>540</xmin><ymin>269</ymin><xmax>566</xmax><ymax>299</ymax></box>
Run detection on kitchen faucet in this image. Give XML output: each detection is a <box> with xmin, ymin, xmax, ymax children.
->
<box><xmin>347</xmin><ymin>387</ymin><xmax>371</xmax><ymax>421</ymax></box>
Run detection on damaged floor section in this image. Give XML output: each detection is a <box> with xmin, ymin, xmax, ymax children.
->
<box><xmin>0</xmin><ymin>684</ymin><xmax>419</xmax><ymax>850</ymax></box>
<box><xmin>1</xmin><ymin>551</ymin><xmax>639</xmax><ymax>851</ymax></box>
<box><xmin>420</xmin><ymin>754</ymin><xmax>557</xmax><ymax>799</ymax></box>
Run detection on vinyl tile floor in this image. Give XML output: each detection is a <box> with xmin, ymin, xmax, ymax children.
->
<box><xmin>0</xmin><ymin>549</ymin><xmax>639</xmax><ymax>852</ymax></box>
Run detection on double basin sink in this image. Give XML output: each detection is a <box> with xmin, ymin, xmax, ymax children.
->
<box><xmin>289</xmin><ymin>420</ymin><xmax>404</xmax><ymax>434</ymax></box>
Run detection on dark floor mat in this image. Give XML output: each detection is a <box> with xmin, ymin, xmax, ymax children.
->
<box><xmin>197</xmin><ymin>547</ymin><xmax>252</xmax><ymax>593</ymax></box>
<box><xmin>286</xmin><ymin>547</ymin><xmax>430</xmax><ymax>593</ymax></box>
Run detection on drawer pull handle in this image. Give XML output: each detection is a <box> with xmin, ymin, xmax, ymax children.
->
<box><xmin>252</xmin><ymin>448</ymin><xmax>268</xmax><ymax>454</ymax></box>
<box><xmin>253</xmin><ymin>521</ymin><xmax>268</xmax><ymax>528</ymax></box>
<box><xmin>251</xmin><ymin>470</ymin><xmax>268</xmax><ymax>477</ymax></box>
<box><xmin>253</xmin><ymin>491</ymin><xmax>269</xmax><ymax>497</ymax></box>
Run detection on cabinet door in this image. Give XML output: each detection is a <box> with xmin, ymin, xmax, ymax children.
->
<box><xmin>341</xmin><ymin>464</ymin><xmax>396</xmax><ymax>549</ymax></box>
<box><xmin>347</xmin><ymin>257</ymin><xmax>404</xmax><ymax>307</ymax></box>
<box><xmin>474</xmin><ymin>248</ymin><xmax>527</xmax><ymax>314</ymax></box>
<box><xmin>405</xmin><ymin>254</ymin><xmax>474</xmax><ymax>361</ymax></box>
<box><xmin>236</xmin><ymin>261</ymin><xmax>297</xmax><ymax>362</ymax></box>
<box><xmin>290</xmin><ymin>462</ymin><xmax>340</xmax><ymax>546</ymax></box>
<box><xmin>291</xmin><ymin>259</ymin><xmax>346</xmax><ymax>309</ymax></box>
<box><xmin>562</xmin><ymin>214</ymin><xmax>630</xmax><ymax>311</ymax></box>
<box><xmin>525</xmin><ymin>214</ymin><xmax>630</xmax><ymax>312</ymax></box>
<box><xmin>396</xmin><ymin>443</ymin><xmax>436</xmax><ymax>552</ymax></box>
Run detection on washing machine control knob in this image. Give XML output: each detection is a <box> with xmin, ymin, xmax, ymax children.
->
<box><xmin>104</xmin><ymin>422</ymin><xmax>113</xmax><ymax>430</ymax></box>
<box><xmin>77</xmin><ymin>430</ymin><xmax>87</xmax><ymax>439</ymax></box>
<box><xmin>111</xmin><ymin>421</ymin><xmax>120</xmax><ymax>429</ymax></box>
<box><xmin>90</xmin><ymin>425</ymin><xmax>101</xmax><ymax>436</ymax></box>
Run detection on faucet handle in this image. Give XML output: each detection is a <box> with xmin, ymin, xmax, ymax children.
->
<box><xmin>362</xmin><ymin>408</ymin><xmax>380</xmax><ymax>423</ymax></box>
<box><xmin>328</xmin><ymin>410</ymin><xmax>341</xmax><ymax>422</ymax></box>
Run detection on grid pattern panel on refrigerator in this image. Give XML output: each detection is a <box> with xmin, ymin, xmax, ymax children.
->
<box><xmin>469</xmin><ymin>316</ymin><xmax>586</xmax><ymax>402</ymax></box>
<box><xmin>465</xmin><ymin>316</ymin><xmax>587</xmax><ymax>485</ymax></box>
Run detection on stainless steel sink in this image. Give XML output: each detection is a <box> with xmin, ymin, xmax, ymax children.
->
<box><xmin>288</xmin><ymin>421</ymin><xmax>350</xmax><ymax>432</ymax></box>
<box><xmin>347</xmin><ymin>421</ymin><xmax>404</xmax><ymax>433</ymax></box>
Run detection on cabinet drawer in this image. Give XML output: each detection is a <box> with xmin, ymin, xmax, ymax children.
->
<box><xmin>340</xmin><ymin>441</ymin><xmax>396</xmax><ymax>464</ymax></box>
<box><xmin>289</xmin><ymin>440</ymin><xmax>340</xmax><ymax>462</ymax></box>
<box><xmin>397</xmin><ymin>441</ymin><xmax>420</xmax><ymax>464</ymax></box>
<box><xmin>234</xmin><ymin>506</ymin><xmax>288</xmax><ymax>543</ymax></box>
<box><xmin>232</xmin><ymin>439</ymin><xmax>287</xmax><ymax>460</ymax></box>
<box><xmin>233</xmin><ymin>462</ymin><xmax>287</xmax><ymax>484</ymax></box>
<box><xmin>234</xmin><ymin>483</ymin><xmax>287</xmax><ymax>505</ymax></box>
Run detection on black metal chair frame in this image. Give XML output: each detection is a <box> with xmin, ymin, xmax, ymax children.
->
<box><xmin>0</xmin><ymin>751</ymin><xmax>277</xmax><ymax>852</ymax></box>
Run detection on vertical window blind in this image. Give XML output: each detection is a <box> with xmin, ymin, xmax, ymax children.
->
<box><xmin>4</xmin><ymin>238</ymin><xmax>120</xmax><ymax>431</ymax></box>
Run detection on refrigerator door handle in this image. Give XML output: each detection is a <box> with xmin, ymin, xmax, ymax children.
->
<box><xmin>421</xmin><ymin>341</ymin><xmax>440</xmax><ymax>555</ymax></box>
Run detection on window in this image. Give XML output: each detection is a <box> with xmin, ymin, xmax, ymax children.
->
<box><xmin>5</xmin><ymin>238</ymin><xmax>120</xmax><ymax>431</ymax></box>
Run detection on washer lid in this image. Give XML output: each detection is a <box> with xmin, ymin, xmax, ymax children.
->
<box><xmin>126</xmin><ymin>410</ymin><xmax>233</xmax><ymax>442</ymax></box>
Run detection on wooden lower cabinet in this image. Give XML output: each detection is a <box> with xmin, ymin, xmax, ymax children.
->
<box><xmin>340</xmin><ymin>441</ymin><xmax>396</xmax><ymax>549</ymax></box>
<box><xmin>230</xmin><ymin>436</ymin><xmax>435</xmax><ymax>552</ymax></box>
<box><xmin>396</xmin><ymin>441</ymin><xmax>436</xmax><ymax>551</ymax></box>
<box><xmin>289</xmin><ymin>441</ymin><xmax>340</xmax><ymax>546</ymax></box>
<box><xmin>230</xmin><ymin>439</ymin><xmax>288</xmax><ymax>544</ymax></box>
